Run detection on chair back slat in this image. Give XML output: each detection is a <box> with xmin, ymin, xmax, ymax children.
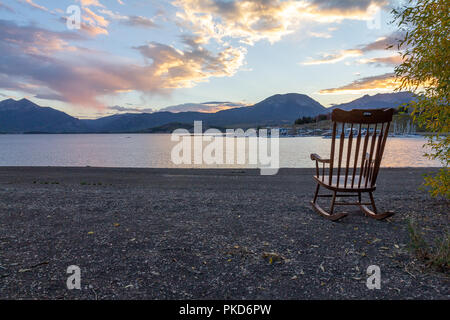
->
<box><xmin>329</xmin><ymin>108</ymin><xmax>393</xmax><ymax>190</ymax></box>
<box><xmin>371</xmin><ymin>121</ymin><xmax>391</xmax><ymax>186</ymax></box>
<box><xmin>365</xmin><ymin>123</ymin><xmax>378</xmax><ymax>187</ymax></box>
<box><xmin>329</xmin><ymin>122</ymin><xmax>337</xmax><ymax>185</ymax></box>
<box><xmin>358</xmin><ymin>124</ymin><xmax>371</xmax><ymax>188</ymax></box>
<box><xmin>322</xmin><ymin>162</ymin><xmax>325</xmax><ymax>182</ymax></box>
<box><xmin>344</xmin><ymin>124</ymin><xmax>354</xmax><ymax>188</ymax></box>
<box><xmin>351</xmin><ymin>124</ymin><xmax>362</xmax><ymax>188</ymax></box>
<box><xmin>371</xmin><ymin>123</ymin><xmax>385</xmax><ymax>183</ymax></box>
<box><xmin>336</xmin><ymin>123</ymin><xmax>345</xmax><ymax>188</ymax></box>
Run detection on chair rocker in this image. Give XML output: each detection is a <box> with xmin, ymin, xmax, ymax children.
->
<box><xmin>310</xmin><ymin>108</ymin><xmax>395</xmax><ymax>221</ymax></box>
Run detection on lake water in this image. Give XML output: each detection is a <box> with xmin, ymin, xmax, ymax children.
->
<box><xmin>0</xmin><ymin>134</ymin><xmax>440</xmax><ymax>168</ymax></box>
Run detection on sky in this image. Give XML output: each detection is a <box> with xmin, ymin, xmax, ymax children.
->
<box><xmin>0</xmin><ymin>0</ymin><xmax>407</xmax><ymax>119</ymax></box>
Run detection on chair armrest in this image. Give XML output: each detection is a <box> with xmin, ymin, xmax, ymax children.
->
<box><xmin>310</xmin><ymin>153</ymin><xmax>330</xmax><ymax>163</ymax></box>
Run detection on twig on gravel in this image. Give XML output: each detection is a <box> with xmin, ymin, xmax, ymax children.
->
<box><xmin>404</xmin><ymin>264</ymin><xmax>417</xmax><ymax>279</ymax></box>
<box><xmin>30</xmin><ymin>261</ymin><xmax>49</xmax><ymax>268</ymax></box>
<box><xmin>91</xmin><ymin>288</ymin><xmax>98</xmax><ymax>300</ymax></box>
<box><xmin>18</xmin><ymin>261</ymin><xmax>49</xmax><ymax>272</ymax></box>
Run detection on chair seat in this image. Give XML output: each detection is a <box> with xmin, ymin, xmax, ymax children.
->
<box><xmin>314</xmin><ymin>175</ymin><xmax>376</xmax><ymax>191</ymax></box>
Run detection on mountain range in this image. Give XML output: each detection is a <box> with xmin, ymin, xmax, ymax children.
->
<box><xmin>330</xmin><ymin>92</ymin><xmax>416</xmax><ymax>111</ymax></box>
<box><xmin>0</xmin><ymin>92</ymin><xmax>416</xmax><ymax>133</ymax></box>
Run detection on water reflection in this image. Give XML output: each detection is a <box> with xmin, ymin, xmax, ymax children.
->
<box><xmin>0</xmin><ymin>134</ymin><xmax>441</xmax><ymax>168</ymax></box>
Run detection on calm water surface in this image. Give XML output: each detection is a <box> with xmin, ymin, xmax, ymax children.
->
<box><xmin>0</xmin><ymin>134</ymin><xmax>440</xmax><ymax>168</ymax></box>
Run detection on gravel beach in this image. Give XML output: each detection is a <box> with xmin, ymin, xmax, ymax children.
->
<box><xmin>0</xmin><ymin>167</ymin><xmax>448</xmax><ymax>299</ymax></box>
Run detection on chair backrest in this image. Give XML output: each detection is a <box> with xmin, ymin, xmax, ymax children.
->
<box><xmin>329</xmin><ymin>108</ymin><xmax>394</xmax><ymax>189</ymax></box>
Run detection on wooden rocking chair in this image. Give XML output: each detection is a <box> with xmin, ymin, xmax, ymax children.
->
<box><xmin>310</xmin><ymin>108</ymin><xmax>395</xmax><ymax>221</ymax></box>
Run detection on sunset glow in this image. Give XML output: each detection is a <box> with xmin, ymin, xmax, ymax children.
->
<box><xmin>0</xmin><ymin>0</ymin><xmax>404</xmax><ymax>118</ymax></box>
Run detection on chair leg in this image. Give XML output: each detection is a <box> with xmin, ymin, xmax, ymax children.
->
<box><xmin>313</xmin><ymin>183</ymin><xmax>320</xmax><ymax>203</ymax></box>
<box><xmin>359</xmin><ymin>191</ymin><xmax>394</xmax><ymax>220</ymax></box>
<box><xmin>369</xmin><ymin>192</ymin><xmax>378</xmax><ymax>214</ymax></box>
<box><xmin>310</xmin><ymin>185</ymin><xmax>347</xmax><ymax>221</ymax></box>
<box><xmin>330</xmin><ymin>191</ymin><xmax>337</xmax><ymax>215</ymax></box>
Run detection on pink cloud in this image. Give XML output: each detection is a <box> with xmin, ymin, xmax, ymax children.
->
<box><xmin>0</xmin><ymin>21</ymin><xmax>245</xmax><ymax>109</ymax></box>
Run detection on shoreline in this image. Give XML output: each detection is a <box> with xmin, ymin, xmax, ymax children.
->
<box><xmin>0</xmin><ymin>131</ymin><xmax>443</xmax><ymax>136</ymax></box>
<box><xmin>0</xmin><ymin>167</ymin><xmax>448</xmax><ymax>299</ymax></box>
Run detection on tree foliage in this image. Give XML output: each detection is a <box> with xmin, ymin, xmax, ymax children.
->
<box><xmin>295</xmin><ymin>116</ymin><xmax>314</xmax><ymax>125</ymax></box>
<box><xmin>294</xmin><ymin>114</ymin><xmax>328</xmax><ymax>125</ymax></box>
<box><xmin>392</xmin><ymin>0</ymin><xmax>449</xmax><ymax>198</ymax></box>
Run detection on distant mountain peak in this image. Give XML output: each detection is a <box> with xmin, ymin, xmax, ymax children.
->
<box><xmin>0</xmin><ymin>98</ymin><xmax>86</xmax><ymax>133</ymax></box>
<box><xmin>0</xmin><ymin>98</ymin><xmax>16</xmax><ymax>105</ymax></box>
<box><xmin>19</xmin><ymin>98</ymin><xmax>39</xmax><ymax>105</ymax></box>
<box><xmin>259</xmin><ymin>93</ymin><xmax>324</xmax><ymax>107</ymax></box>
<box><xmin>266</xmin><ymin>93</ymin><xmax>310</xmax><ymax>99</ymax></box>
<box><xmin>0</xmin><ymin>97</ymin><xmax>40</xmax><ymax>111</ymax></box>
<box><xmin>0</xmin><ymin>92</ymin><xmax>415</xmax><ymax>133</ymax></box>
<box><xmin>331</xmin><ymin>91</ymin><xmax>416</xmax><ymax>111</ymax></box>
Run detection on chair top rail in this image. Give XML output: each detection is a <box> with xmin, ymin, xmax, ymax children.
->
<box><xmin>332</xmin><ymin>108</ymin><xmax>394</xmax><ymax>124</ymax></box>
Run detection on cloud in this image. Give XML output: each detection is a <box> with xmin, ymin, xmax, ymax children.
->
<box><xmin>308</xmin><ymin>31</ymin><xmax>332</xmax><ymax>38</ymax></box>
<box><xmin>358</xmin><ymin>55</ymin><xmax>404</xmax><ymax>66</ymax></box>
<box><xmin>79</xmin><ymin>21</ymin><xmax>109</xmax><ymax>36</ymax></box>
<box><xmin>107</xmin><ymin>101</ymin><xmax>248</xmax><ymax>114</ymax></box>
<box><xmin>173</xmin><ymin>0</ymin><xmax>389</xmax><ymax>45</ymax></box>
<box><xmin>319</xmin><ymin>72</ymin><xmax>400</xmax><ymax>94</ymax></box>
<box><xmin>0</xmin><ymin>20</ymin><xmax>246</xmax><ymax>109</ymax></box>
<box><xmin>309</xmin><ymin>0</ymin><xmax>387</xmax><ymax>12</ymax></box>
<box><xmin>0</xmin><ymin>2</ymin><xmax>14</xmax><ymax>12</ymax></box>
<box><xmin>76</xmin><ymin>0</ymin><xmax>104</xmax><ymax>7</ymax></box>
<box><xmin>60</xmin><ymin>3</ymin><xmax>111</xmax><ymax>36</ymax></box>
<box><xmin>302</xmin><ymin>49</ymin><xmax>362</xmax><ymax>65</ymax></box>
<box><xmin>108</xmin><ymin>105</ymin><xmax>154</xmax><ymax>113</ymax></box>
<box><xmin>34</xmin><ymin>92</ymin><xmax>67</xmax><ymax>101</ymax></box>
<box><xmin>83</xmin><ymin>7</ymin><xmax>109</xmax><ymax>27</ymax></box>
<box><xmin>303</xmin><ymin>0</ymin><xmax>389</xmax><ymax>23</ymax></box>
<box><xmin>18</xmin><ymin>0</ymin><xmax>48</xmax><ymax>12</ymax></box>
<box><xmin>100</xmin><ymin>10</ymin><xmax>157</xmax><ymax>28</ymax></box>
<box><xmin>134</xmin><ymin>37</ymin><xmax>246</xmax><ymax>89</ymax></box>
<box><xmin>159</xmin><ymin>101</ymin><xmax>248</xmax><ymax>113</ymax></box>
<box><xmin>60</xmin><ymin>8</ymin><xmax>109</xmax><ymax>36</ymax></box>
<box><xmin>357</xmin><ymin>32</ymin><xmax>404</xmax><ymax>51</ymax></box>
<box><xmin>0</xmin><ymin>20</ymin><xmax>83</xmax><ymax>54</ymax></box>
<box><xmin>125</xmin><ymin>16</ymin><xmax>157</xmax><ymax>28</ymax></box>
<box><xmin>2</xmin><ymin>0</ymin><xmax>396</xmax><ymax>112</ymax></box>
<box><xmin>99</xmin><ymin>9</ymin><xmax>128</xmax><ymax>20</ymax></box>
<box><xmin>302</xmin><ymin>31</ymin><xmax>404</xmax><ymax>65</ymax></box>
<box><xmin>173</xmin><ymin>0</ymin><xmax>303</xmax><ymax>45</ymax></box>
